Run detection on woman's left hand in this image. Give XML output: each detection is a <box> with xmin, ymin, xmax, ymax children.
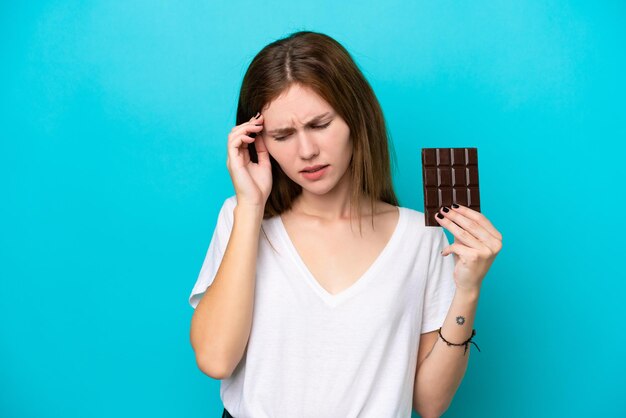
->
<box><xmin>435</xmin><ymin>204</ymin><xmax>503</xmax><ymax>293</ymax></box>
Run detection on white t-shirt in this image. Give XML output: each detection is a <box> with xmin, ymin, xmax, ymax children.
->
<box><xmin>189</xmin><ymin>195</ymin><xmax>456</xmax><ymax>418</ymax></box>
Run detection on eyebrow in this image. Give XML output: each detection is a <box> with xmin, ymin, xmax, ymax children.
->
<box><xmin>265</xmin><ymin>112</ymin><xmax>333</xmax><ymax>136</ymax></box>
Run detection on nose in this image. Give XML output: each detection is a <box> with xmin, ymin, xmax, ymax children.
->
<box><xmin>296</xmin><ymin>131</ymin><xmax>319</xmax><ymax>160</ymax></box>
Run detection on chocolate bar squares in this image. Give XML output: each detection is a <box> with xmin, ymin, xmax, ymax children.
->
<box><xmin>421</xmin><ymin>148</ymin><xmax>481</xmax><ymax>226</ymax></box>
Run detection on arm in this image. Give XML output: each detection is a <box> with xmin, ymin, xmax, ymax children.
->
<box><xmin>413</xmin><ymin>287</ymin><xmax>480</xmax><ymax>418</ymax></box>
<box><xmin>190</xmin><ymin>203</ymin><xmax>264</xmax><ymax>379</ymax></box>
<box><xmin>413</xmin><ymin>202</ymin><xmax>501</xmax><ymax>416</ymax></box>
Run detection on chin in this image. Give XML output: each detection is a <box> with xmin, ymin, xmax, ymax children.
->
<box><xmin>292</xmin><ymin>176</ymin><xmax>332</xmax><ymax>192</ymax></box>
<box><xmin>303</xmin><ymin>187</ymin><xmax>334</xmax><ymax>195</ymax></box>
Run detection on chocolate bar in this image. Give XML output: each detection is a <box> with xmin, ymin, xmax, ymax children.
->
<box><xmin>421</xmin><ymin>148</ymin><xmax>481</xmax><ymax>226</ymax></box>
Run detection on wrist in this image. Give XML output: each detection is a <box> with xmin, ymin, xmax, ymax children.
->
<box><xmin>454</xmin><ymin>286</ymin><xmax>481</xmax><ymax>300</ymax></box>
<box><xmin>234</xmin><ymin>204</ymin><xmax>265</xmax><ymax>224</ymax></box>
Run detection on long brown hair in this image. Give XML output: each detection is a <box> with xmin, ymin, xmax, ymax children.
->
<box><xmin>236</xmin><ymin>30</ymin><xmax>400</xmax><ymax>239</ymax></box>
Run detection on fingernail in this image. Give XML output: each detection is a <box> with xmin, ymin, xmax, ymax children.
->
<box><xmin>436</xmin><ymin>213</ymin><xmax>444</xmax><ymax>219</ymax></box>
<box><xmin>254</xmin><ymin>112</ymin><xmax>261</xmax><ymax>119</ymax></box>
<box><xmin>442</xmin><ymin>206</ymin><xmax>450</xmax><ymax>213</ymax></box>
<box><xmin>452</xmin><ymin>203</ymin><xmax>459</xmax><ymax>208</ymax></box>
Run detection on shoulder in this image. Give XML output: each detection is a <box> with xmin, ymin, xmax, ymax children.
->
<box><xmin>215</xmin><ymin>195</ymin><xmax>238</xmax><ymax>226</ymax></box>
<box><xmin>218</xmin><ymin>194</ymin><xmax>270</xmax><ymax>226</ymax></box>
<box><xmin>397</xmin><ymin>204</ymin><xmax>425</xmax><ymax>228</ymax></box>
<box><xmin>374</xmin><ymin>201</ymin><xmax>430</xmax><ymax>232</ymax></box>
<box><xmin>223</xmin><ymin>194</ymin><xmax>238</xmax><ymax>210</ymax></box>
<box><xmin>397</xmin><ymin>205</ymin><xmax>423</xmax><ymax>220</ymax></box>
<box><xmin>397</xmin><ymin>205</ymin><xmax>442</xmax><ymax>241</ymax></box>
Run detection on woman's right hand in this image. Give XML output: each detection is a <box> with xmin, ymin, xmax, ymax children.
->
<box><xmin>226</xmin><ymin>112</ymin><xmax>272</xmax><ymax>208</ymax></box>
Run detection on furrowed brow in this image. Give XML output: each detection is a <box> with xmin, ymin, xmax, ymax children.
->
<box><xmin>266</xmin><ymin>112</ymin><xmax>332</xmax><ymax>135</ymax></box>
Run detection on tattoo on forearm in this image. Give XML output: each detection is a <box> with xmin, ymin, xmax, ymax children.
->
<box><xmin>456</xmin><ymin>316</ymin><xmax>466</xmax><ymax>325</ymax></box>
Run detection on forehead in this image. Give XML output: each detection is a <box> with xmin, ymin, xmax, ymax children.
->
<box><xmin>262</xmin><ymin>84</ymin><xmax>333</xmax><ymax>122</ymax></box>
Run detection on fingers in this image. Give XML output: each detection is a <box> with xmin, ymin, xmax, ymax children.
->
<box><xmin>435</xmin><ymin>209</ymin><xmax>484</xmax><ymax>249</ymax></box>
<box><xmin>230</xmin><ymin>113</ymin><xmax>264</xmax><ymax>138</ymax></box>
<box><xmin>253</xmin><ymin>132</ymin><xmax>270</xmax><ymax>164</ymax></box>
<box><xmin>229</xmin><ymin>119</ymin><xmax>264</xmax><ymax>146</ymax></box>
<box><xmin>441</xmin><ymin>242</ymin><xmax>473</xmax><ymax>259</ymax></box>
<box><xmin>435</xmin><ymin>205</ymin><xmax>501</xmax><ymax>254</ymax></box>
<box><xmin>449</xmin><ymin>204</ymin><xmax>502</xmax><ymax>241</ymax></box>
<box><xmin>227</xmin><ymin>113</ymin><xmax>265</xmax><ymax>166</ymax></box>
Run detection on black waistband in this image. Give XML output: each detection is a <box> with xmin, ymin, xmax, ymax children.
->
<box><xmin>222</xmin><ymin>408</ymin><xmax>234</xmax><ymax>418</ymax></box>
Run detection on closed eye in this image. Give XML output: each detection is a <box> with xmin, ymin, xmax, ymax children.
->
<box><xmin>273</xmin><ymin>121</ymin><xmax>331</xmax><ymax>141</ymax></box>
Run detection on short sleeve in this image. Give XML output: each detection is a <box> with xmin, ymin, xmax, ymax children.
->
<box><xmin>420</xmin><ymin>228</ymin><xmax>457</xmax><ymax>334</ymax></box>
<box><xmin>188</xmin><ymin>195</ymin><xmax>237</xmax><ymax>309</ymax></box>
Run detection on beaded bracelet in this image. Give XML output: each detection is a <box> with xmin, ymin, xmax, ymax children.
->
<box><xmin>437</xmin><ymin>327</ymin><xmax>481</xmax><ymax>356</ymax></box>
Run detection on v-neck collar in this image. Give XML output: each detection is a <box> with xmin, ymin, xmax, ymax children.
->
<box><xmin>274</xmin><ymin>206</ymin><xmax>406</xmax><ymax>308</ymax></box>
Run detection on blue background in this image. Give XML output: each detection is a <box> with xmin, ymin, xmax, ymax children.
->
<box><xmin>2</xmin><ymin>1</ymin><xmax>625</xmax><ymax>417</ymax></box>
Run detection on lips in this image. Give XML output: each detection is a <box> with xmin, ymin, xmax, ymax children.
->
<box><xmin>301</xmin><ymin>164</ymin><xmax>328</xmax><ymax>173</ymax></box>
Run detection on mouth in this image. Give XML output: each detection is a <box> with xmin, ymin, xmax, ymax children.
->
<box><xmin>301</xmin><ymin>164</ymin><xmax>329</xmax><ymax>173</ymax></box>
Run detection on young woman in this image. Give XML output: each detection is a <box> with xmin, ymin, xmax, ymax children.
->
<box><xmin>189</xmin><ymin>31</ymin><xmax>502</xmax><ymax>418</ymax></box>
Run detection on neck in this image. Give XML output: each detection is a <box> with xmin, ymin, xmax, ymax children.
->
<box><xmin>291</xmin><ymin>180</ymin><xmax>374</xmax><ymax>222</ymax></box>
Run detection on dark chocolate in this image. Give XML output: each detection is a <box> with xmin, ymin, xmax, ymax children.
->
<box><xmin>421</xmin><ymin>148</ymin><xmax>481</xmax><ymax>226</ymax></box>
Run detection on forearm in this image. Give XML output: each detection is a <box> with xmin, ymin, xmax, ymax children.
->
<box><xmin>190</xmin><ymin>204</ymin><xmax>264</xmax><ymax>379</ymax></box>
<box><xmin>414</xmin><ymin>288</ymin><xmax>480</xmax><ymax>417</ymax></box>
